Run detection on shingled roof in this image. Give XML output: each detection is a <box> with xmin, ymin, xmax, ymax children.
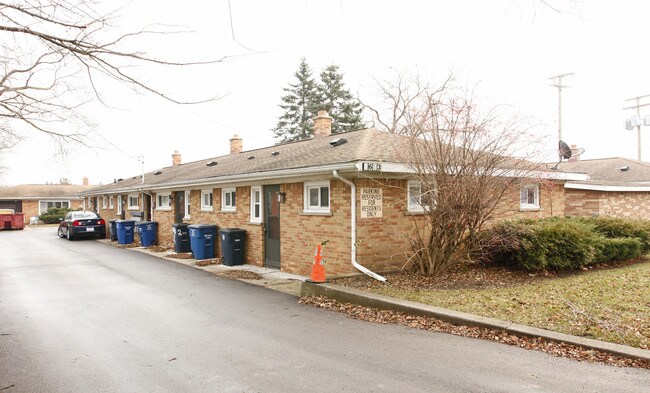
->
<box><xmin>0</xmin><ymin>184</ymin><xmax>93</xmax><ymax>199</ymax></box>
<box><xmin>83</xmin><ymin>128</ymin><xmax>586</xmax><ymax>196</ymax></box>
<box><xmin>84</xmin><ymin>129</ymin><xmax>414</xmax><ymax>194</ymax></box>
<box><xmin>557</xmin><ymin>157</ymin><xmax>650</xmax><ymax>186</ymax></box>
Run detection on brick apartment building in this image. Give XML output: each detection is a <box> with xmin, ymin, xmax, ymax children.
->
<box><xmin>80</xmin><ymin>111</ymin><xmax>593</xmax><ymax>277</ymax></box>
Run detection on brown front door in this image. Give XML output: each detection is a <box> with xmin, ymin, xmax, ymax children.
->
<box><xmin>264</xmin><ymin>185</ymin><xmax>281</xmax><ymax>269</ymax></box>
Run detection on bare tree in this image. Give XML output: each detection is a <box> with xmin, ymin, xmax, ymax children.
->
<box><xmin>0</xmin><ymin>0</ymin><xmax>224</xmax><ymax>149</ymax></box>
<box><xmin>375</xmin><ymin>75</ymin><xmax>544</xmax><ymax>276</ymax></box>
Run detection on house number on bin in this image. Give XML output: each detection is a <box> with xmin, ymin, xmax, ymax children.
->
<box><xmin>360</xmin><ymin>188</ymin><xmax>383</xmax><ymax>218</ymax></box>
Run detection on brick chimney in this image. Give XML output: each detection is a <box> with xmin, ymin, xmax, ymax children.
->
<box><xmin>82</xmin><ymin>177</ymin><xmax>89</xmax><ymax>186</ymax></box>
<box><xmin>567</xmin><ymin>144</ymin><xmax>580</xmax><ymax>162</ymax></box>
<box><xmin>313</xmin><ymin>110</ymin><xmax>333</xmax><ymax>138</ymax></box>
<box><xmin>172</xmin><ymin>150</ymin><xmax>181</xmax><ymax>166</ymax></box>
<box><xmin>230</xmin><ymin>134</ymin><xmax>243</xmax><ymax>154</ymax></box>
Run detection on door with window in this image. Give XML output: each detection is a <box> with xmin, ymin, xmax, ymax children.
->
<box><xmin>264</xmin><ymin>185</ymin><xmax>281</xmax><ymax>269</ymax></box>
<box><xmin>174</xmin><ymin>191</ymin><xmax>185</xmax><ymax>223</ymax></box>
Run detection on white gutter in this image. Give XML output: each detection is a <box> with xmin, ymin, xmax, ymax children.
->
<box><xmin>332</xmin><ymin>170</ymin><xmax>386</xmax><ymax>282</ymax></box>
<box><xmin>565</xmin><ymin>182</ymin><xmax>650</xmax><ymax>192</ymax></box>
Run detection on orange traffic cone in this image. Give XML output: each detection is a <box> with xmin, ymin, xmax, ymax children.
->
<box><xmin>307</xmin><ymin>243</ymin><xmax>326</xmax><ymax>283</ymax></box>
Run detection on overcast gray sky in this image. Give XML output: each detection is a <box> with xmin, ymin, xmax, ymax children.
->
<box><xmin>3</xmin><ymin>0</ymin><xmax>650</xmax><ymax>186</ymax></box>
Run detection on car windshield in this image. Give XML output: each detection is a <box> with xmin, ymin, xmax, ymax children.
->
<box><xmin>71</xmin><ymin>212</ymin><xmax>99</xmax><ymax>220</ymax></box>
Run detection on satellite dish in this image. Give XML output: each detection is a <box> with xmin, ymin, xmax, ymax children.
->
<box><xmin>551</xmin><ymin>140</ymin><xmax>586</xmax><ymax>170</ymax></box>
<box><xmin>559</xmin><ymin>140</ymin><xmax>572</xmax><ymax>159</ymax></box>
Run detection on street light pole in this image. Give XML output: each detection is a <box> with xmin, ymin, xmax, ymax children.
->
<box><xmin>550</xmin><ymin>73</ymin><xmax>574</xmax><ymax>144</ymax></box>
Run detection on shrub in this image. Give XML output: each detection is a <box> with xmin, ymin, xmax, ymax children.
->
<box><xmin>475</xmin><ymin>220</ymin><xmax>546</xmax><ymax>270</ymax></box>
<box><xmin>534</xmin><ymin>219</ymin><xmax>597</xmax><ymax>270</ymax></box>
<box><xmin>38</xmin><ymin>207</ymin><xmax>72</xmax><ymax>224</ymax></box>
<box><xmin>594</xmin><ymin>237</ymin><xmax>642</xmax><ymax>263</ymax></box>
<box><xmin>585</xmin><ymin>217</ymin><xmax>650</xmax><ymax>253</ymax></box>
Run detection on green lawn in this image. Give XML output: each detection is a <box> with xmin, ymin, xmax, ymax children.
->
<box><xmin>362</xmin><ymin>261</ymin><xmax>650</xmax><ymax>349</ymax></box>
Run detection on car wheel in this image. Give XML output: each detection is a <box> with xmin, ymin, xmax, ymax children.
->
<box><xmin>67</xmin><ymin>230</ymin><xmax>74</xmax><ymax>241</ymax></box>
<box><xmin>57</xmin><ymin>227</ymin><xmax>66</xmax><ymax>238</ymax></box>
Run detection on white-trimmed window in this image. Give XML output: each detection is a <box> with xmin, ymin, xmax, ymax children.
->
<box><xmin>156</xmin><ymin>192</ymin><xmax>172</xmax><ymax>211</ymax></box>
<box><xmin>184</xmin><ymin>190</ymin><xmax>191</xmax><ymax>218</ymax></box>
<box><xmin>102</xmin><ymin>196</ymin><xmax>107</xmax><ymax>209</ymax></box>
<box><xmin>304</xmin><ymin>181</ymin><xmax>330</xmax><ymax>213</ymax></box>
<box><xmin>109</xmin><ymin>195</ymin><xmax>114</xmax><ymax>209</ymax></box>
<box><xmin>128</xmin><ymin>194</ymin><xmax>139</xmax><ymax>210</ymax></box>
<box><xmin>520</xmin><ymin>184</ymin><xmax>540</xmax><ymax>210</ymax></box>
<box><xmin>117</xmin><ymin>195</ymin><xmax>123</xmax><ymax>215</ymax></box>
<box><xmin>39</xmin><ymin>200</ymin><xmax>70</xmax><ymax>214</ymax></box>
<box><xmin>407</xmin><ymin>180</ymin><xmax>434</xmax><ymax>213</ymax></box>
<box><xmin>222</xmin><ymin>188</ymin><xmax>236</xmax><ymax>211</ymax></box>
<box><xmin>201</xmin><ymin>189</ymin><xmax>213</xmax><ymax>211</ymax></box>
<box><xmin>250</xmin><ymin>186</ymin><xmax>262</xmax><ymax>223</ymax></box>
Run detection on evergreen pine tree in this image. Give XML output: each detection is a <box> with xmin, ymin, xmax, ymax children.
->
<box><xmin>316</xmin><ymin>64</ymin><xmax>365</xmax><ymax>134</ymax></box>
<box><xmin>272</xmin><ymin>58</ymin><xmax>320</xmax><ymax>143</ymax></box>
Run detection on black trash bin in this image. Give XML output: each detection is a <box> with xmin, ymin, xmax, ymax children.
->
<box><xmin>172</xmin><ymin>223</ymin><xmax>190</xmax><ymax>253</ymax></box>
<box><xmin>188</xmin><ymin>224</ymin><xmax>218</xmax><ymax>260</ymax></box>
<box><xmin>219</xmin><ymin>228</ymin><xmax>246</xmax><ymax>266</ymax></box>
<box><xmin>109</xmin><ymin>219</ymin><xmax>118</xmax><ymax>241</ymax></box>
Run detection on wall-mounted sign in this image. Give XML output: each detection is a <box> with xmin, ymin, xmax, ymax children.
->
<box><xmin>361</xmin><ymin>162</ymin><xmax>382</xmax><ymax>172</ymax></box>
<box><xmin>360</xmin><ymin>188</ymin><xmax>383</xmax><ymax>218</ymax></box>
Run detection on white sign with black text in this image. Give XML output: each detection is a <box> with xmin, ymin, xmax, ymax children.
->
<box><xmin>360</xmin><ymin>188</ymin><xmax>383</xmax><ymax>218</ymax></box>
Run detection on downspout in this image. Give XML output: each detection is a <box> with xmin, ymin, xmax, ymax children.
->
<box><xmin>333</xmin><ymin>170</ymin><xmax>386</xmax><ymax>282</ymax></box>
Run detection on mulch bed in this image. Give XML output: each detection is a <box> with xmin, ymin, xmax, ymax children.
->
<box><xmin>216</xmin><ymin>271</ymin><xmax>263</xmax><ymax>280</ymax></box>
<box><xmin>299</xmin><ymin>296</ymin><xmax>649</xmax><ymax>369</ymax></box>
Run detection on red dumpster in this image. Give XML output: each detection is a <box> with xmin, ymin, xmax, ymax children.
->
<box><xmin>0</xmin><ymin>210</ymin><xmax>25</xmax><ymax>230</ymax></box>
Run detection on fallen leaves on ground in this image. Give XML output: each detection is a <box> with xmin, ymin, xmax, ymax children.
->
<box><xmin>299</xmin><ymin>295</ymin><xmax>649</xmax><ymax>369</ymax></box>
<box><xmin>166</xmin><ymin>253</ymin><xmax>194</xmax><ymax>260</ymax></box>
<box><xmin>195</xmin><ymin>258</ymin><xmax>220</xmax><ymax>266</ymax></box>
<box><xmin>216</xmin><ymin>271</ymin><xmax>263</xmax><ymax>280</ymax></box>
<box><xmin>148</xmin><ymin>245</ymin><xmax>172</xmax><ymax>253</ymax></box>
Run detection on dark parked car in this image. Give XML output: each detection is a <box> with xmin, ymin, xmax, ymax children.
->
<box><xmin>57</xmin><ymin>211</ymin><xmax>106</xmax><ymax>240</ymax></box>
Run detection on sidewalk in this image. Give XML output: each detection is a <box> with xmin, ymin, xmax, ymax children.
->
<box><xmin>114</xmin><ymin>241</ymin><xmax>650</xmax><ymax>363</ymax></box>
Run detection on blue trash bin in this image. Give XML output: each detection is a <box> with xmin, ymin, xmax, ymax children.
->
<box><xmin>109</xmin><ymin>219</ymin><xmax>118</xmax><ymax>241</ymax></box>
<box><xmin>219</xmin><ymin>228</ymin><xmax>246</xmax><ymax>266</ymax></box>
<box><xmin>188</xmin><ymin>224</ymin><xmax>218</xmax><ymax>260</ymax></box>
<box><xmin>136</xmin><ymin>221</ymin><xmax>158</xmax><ymax>247</ymax></box>
<box><xmin>115</xmin><ymin>220</ymin><xmax>135</xmax><ymax>244</ymax></box>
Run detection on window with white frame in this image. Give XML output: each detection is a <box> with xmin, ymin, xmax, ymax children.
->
<box><xmin>102</xmin><ymin>196</ymin><xmax>107</xmax><ymax>209</ymax></box>
<box><xmin>222</xmin><ymin>188</ymin><xmax>236</xmax><ymax>211</ymax></box>
<box><xmin>407</xmin><ymin>180</ymin><xmax>435</xmax><ymax>213</ymax></box>
<box><xmin>201</xmin><ymin>189</ymin><xmax>213</xmax><ymax>211</ymax></box>
<box><xmin>128</xmin><ymin>194</ymin><xmax>139</xmax><ymax>210</ymax></box>
<box><xmin>109</xmin><ymin>195</ymin><xmax>114</xmax><ymax>209</ymax></box>
<box><xmin>520</xmin><ymin>184</ymin><xmax>540</xmax><ymax>210</ymax></box>
<box><xmin>156</xmin><ymin>192</ymin><xmax>172</xmax><ymax>210</ymax></box>
<box><xmin>304</xmin><ymin>181</ymin><xmax>330</xmax><ymax>213</ymax></box>
<box><xmin>39</xmin><ymin>200</ymin><xmax>70</xmax><ymax>214</ymax></box>
<box><xmin>250</xmin><ymin>186</ymin><xmax>262</xmax><ymax>223</ymax></box>
<box><xmin>117</xmin><ymin>196</ymin><xmax>123</xmax><ymax>215</ymax></box>
<box><xmin>184</xmin><ymin>190</ymin><xmax>191</xmax><ymax>218</ymax></box>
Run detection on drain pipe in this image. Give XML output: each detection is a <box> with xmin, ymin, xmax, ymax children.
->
<box><xmin>333</xmin><ymin>170</ymin><xmax>386</xmax><ymax>282</ymax></box>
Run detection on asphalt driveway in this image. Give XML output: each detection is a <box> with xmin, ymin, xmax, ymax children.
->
<box><xmin>1</xmin><ymin>227</ymin><xmax>647</xmax><ymax>392</ymax></box>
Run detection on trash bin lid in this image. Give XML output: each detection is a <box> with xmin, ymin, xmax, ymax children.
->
<box><xmin>219</xmin><ymin>227</ymin><xmax>245</xmax><ymax>233</ymax></box>
<box><xmin>188</xmin><ymin>224</ymin><xmax>217</xmax><ymax>229</ymax></box>
<box><xmin>136</xmin><ymin>221</ymin><xmax>158</xmax><ymax>226</ymax></box>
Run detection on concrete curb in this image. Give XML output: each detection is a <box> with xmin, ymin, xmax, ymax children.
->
<box><xmin>301</xmin><ymin>282</ymin><xmax>650</xmax><ymax>362</ymax></box>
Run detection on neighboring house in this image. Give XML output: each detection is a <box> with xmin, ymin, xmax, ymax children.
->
<box><xmin>0</xmin><ymin>178</ymin><xmax>94</xmax><ymax>221</ymax></box>
<box><xmin>81</xmin><ymin>111</ymin><xmax>585</xmax><ymax>277</ymax></box>
<box><xmin>557</xmin><ymin>157</ymin><xmax>650</xmax><ymax>219</ymax></box>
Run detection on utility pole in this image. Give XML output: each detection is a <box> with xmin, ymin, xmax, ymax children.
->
<box><xmin>549</xmin><ymin>73</ymin><xmax>574</xmax><ymax>144</ymax></box>
<box><xmin>623</xmin><ymin>95</ymin><xmax>650</xmax><ymax>161</ymax></box>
